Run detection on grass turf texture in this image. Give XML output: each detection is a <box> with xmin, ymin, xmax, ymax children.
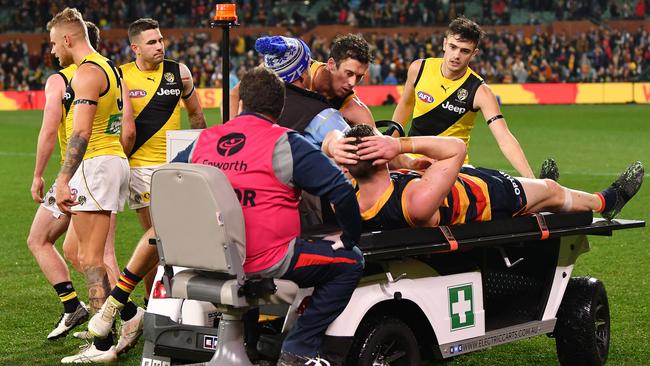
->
<box><xmin>0</xmin><ymin>105</ymin><xmax>648</xmax><ymax>365</ymax></box>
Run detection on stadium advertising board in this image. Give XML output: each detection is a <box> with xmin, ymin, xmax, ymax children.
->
<box><xmin>2</xmin><ymin>83</ymin><xmax>650</xmax><ymax>111</ymax></box>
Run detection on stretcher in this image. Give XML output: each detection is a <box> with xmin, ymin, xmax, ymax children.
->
<box><xmin>141</xmin><ymin>162</ymin><xmax>645</xmax><ymax>366</ymax></box>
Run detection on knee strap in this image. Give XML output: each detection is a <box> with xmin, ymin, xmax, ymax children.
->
<box><xmin>561</xmin><ymin>187</ymin><xmax>573</xmax><ymax>212</ymax></box>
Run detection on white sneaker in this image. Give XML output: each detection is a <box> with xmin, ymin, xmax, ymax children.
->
<box><xmin>88</xmin><ymin>297</ymin><xmax>121</xmax><ymax>338</ymax></box>
<box><xmin>72</xmin><ymin>331</ymin><xmax>93</xmax><ymax>340</ymax></box>
<box><xmin>47</xmin><ymin>302</ymin><xmax>89</xmax><ymax>340</ymax></box>
<box><xmin>115</xmin><ymin>307</ymin><xmax>145</xmax><ymax>354</ymax></box>
<box><xmin>60</xmin><ymin>344</ymin><xmax>117</xmax><ymax>363</ymax></box>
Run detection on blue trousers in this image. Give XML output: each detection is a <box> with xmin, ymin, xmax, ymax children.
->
<box><xmin>280</xmin><ymin>238</ymin><xmax>363</xmax><ymax>357</ymax></box>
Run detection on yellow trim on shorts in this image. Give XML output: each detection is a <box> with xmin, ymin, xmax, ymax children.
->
<box><xmin>81</xmin><ymin>160</ymin><xmax>105</xmax><ymax>211</ymax></box>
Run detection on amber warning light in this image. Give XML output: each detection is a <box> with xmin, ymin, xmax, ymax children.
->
<box><xmin>214</xmin><ymin>3</ymin><xmax>238</xmax><ymax>22</ymax></box>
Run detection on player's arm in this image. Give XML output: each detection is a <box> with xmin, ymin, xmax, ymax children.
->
<box><xmin>55</xmin><ymin>64</ymin><xmax>103</xmax><ymax>213</ymax></box>
<box><xmin>32</xmin><ymin>73</ymin><xmax>65</xmax><ymax>203</ymax></box>
<box><xmin>340</xmin><ymin>95</ymin><xmax>375</xmax><ymax>127</ymax></box>
<box><xmin>120</xmin><ymin>79</ymin><xmax>135</xmax><ymax>155</ymax></box>
<box><xmin>228</xmin><ymin>82</ymin><xmax>240</xmax><ymax>120</ymax></box>
<box><xmin>180</xmin><ymin>63</ymin><xmax>206</xmax><ymax>129</ymax></box>
<box><xmin>475</xmin><ymin>83</ymin><xmax>535</xmax><ymax>178</ymax></box>
<box><xmin>356</xmin><ymin>134</ymin><xmax>466</xmax><ymax>225</ymax></box>
<box><xmin>391</xmin><ymin>59</ymin><xmax>421</xmax><ymax>130</ymax></box>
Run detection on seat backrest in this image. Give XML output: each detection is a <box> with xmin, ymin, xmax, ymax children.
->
<box><xmin>150</xmin><ymin>163</ymin><xmax>246</xmax><ymax>275</ymax></box>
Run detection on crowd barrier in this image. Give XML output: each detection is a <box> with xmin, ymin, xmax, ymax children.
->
<box><xmin>2</xmin><ymin>83</ymin><xmax>649</xmax><ymax>111</ymax></box>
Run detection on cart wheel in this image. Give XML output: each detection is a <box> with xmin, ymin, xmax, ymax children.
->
<box><xmin>555</xmin><ymin>277</ymin><xmax>610</xmax><ymax>366</ymax></box>
<box><xmin>348</xmin><ymin>317</ymin><xmax>420</xmax><ymax>366</ymax></box>
<box><xmin>375</xmin><ymin>120</ymin><xmax>405</xmax><ymax>137</ymax></box>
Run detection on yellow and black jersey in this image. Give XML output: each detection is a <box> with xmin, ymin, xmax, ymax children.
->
<box><xmin>121</xmin><ymin>59</ymin><xmax>183</xmax><ymax>167</ymax></box>
<box><xmin>309</xmin><ymin>60</ymin><xmax>355</xmax><ymax>110</ymax></box>
<box><xmin>56</xmin><ymin>64</ymin><xmax>77</xmax><ymax>165</ymax></box>
<box><xmin>360</xmin><ymin>167</ymin><xmax>527</xmax><ymax>231</ymax></box>
<box><xmin>409</xmin><ymin>58</ymin><xmax>484</xmax><ymax>163</ymax></box>
<box><xmin>65</xmin><ymin>52</ymin><xmax>126</xmax><ymax>160</ymax></box>
<box><xmin>360</xmin><ymin>170</ymin><xmax>420</xmax><ymax>231</ymax></box>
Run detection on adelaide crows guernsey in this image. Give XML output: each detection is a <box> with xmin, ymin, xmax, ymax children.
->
<box><xmin>121</xmin><ymin>60</ymin><xmax>182</xmax><ymax>167</ymax></box>
<box><xmin>360</xmin><ymin>170</ymin><xmax>420</xmax><ymax>231</ymax></box>
<box><xmin>57</xmin><ymin>64</ymin><xmax>77</xmax><ymax>165</ymax></box>
<box><xmin>64</xmin><ymin>52</ymin><xmax>125</xmax><ymax>160</ymax></box>
<box><xmin>409</xmin><ymin>58</ymin><xmax>484</xmax><ymax>164</ymax></box>
<box><xmin>361</xmin><ymin>167</ymin><xmax>527</xmax><ymax>230</ymax></box>
<box><xmin>310</xmin><ymin>60</ymin><xmax>355</xmax><ymax>110</ymax></box>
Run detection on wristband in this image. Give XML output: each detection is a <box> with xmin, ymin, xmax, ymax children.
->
<box><xmin>398</xmin><ymin>137</ymin><xmax>415</xmax><ymax>153</ymax></box>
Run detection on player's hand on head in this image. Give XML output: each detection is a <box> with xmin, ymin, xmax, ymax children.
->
<box><xmin>330</xmin><ymin>136</ymin><xmax>359</xmax><ymax>165</ymax></box>
<box><xmin>357</xmin><ymin>135</ymin><xmax>400</xmax><ymax>166</ymax></box>
<box><xmin>31</xmin><ymin>176</ymin><xmax>45</xmax><ymax>203</ymax></box>
<box><xmin>55</xmin><ymin>182</ymin><xmax>79</xmax><ymax>215</ymax></box>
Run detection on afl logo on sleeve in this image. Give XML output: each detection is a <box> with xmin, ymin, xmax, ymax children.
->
<box><xmin>129</xmin><ymin>89</ymin><xmax>147</xmax><ymax>98</ymax></box>
<box><xmin>417</xmin><ymin>91</ymin><xmax>434</xmax><ymax>103</ymax></box>
<box><xmin>217</xmin><ymin>133</ymin><xmax>246</xmax><ymax>156</ymax></box>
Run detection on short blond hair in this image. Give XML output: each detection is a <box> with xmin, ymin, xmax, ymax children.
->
<box><xmin>47</xmin><ymin>7</ymin><xmax>85</xmax><ymax>34</ymax></box>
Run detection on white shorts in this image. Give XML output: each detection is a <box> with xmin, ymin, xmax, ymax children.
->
<box><xmin>42</xmin><ymin>183</ymin><xmax>65</xmax><ymax>219</ymax></box>
<box><xmin>128</xmin><ymin>166</ymin><xmax>159</xmax><ymax>209</ymax></box>
<box><xmin>68</xmin><ymin>155</ymin><xmax>129</xmax><ymax>212</ymax></box>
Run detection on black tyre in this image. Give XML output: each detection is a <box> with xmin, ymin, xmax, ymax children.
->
<box><xmin>375</xmin><ymin>120</ymin><xmax>405</xmax><ymax>137</ymax></box>
<box><xmin>555</xmin><ymin>277</ymin><xmax>610</xmax><ymax>366</ymax></box>
<box><xmin>348</xmin><ymin>317</ymin><xmax>420</xmax><ymax>366</ymax></box>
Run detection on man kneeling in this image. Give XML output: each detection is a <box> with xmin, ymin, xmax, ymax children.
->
<box><xmin>343</xmin><ymin>125</ymin><xmax>643</xmax><ymax>231</ymax></box>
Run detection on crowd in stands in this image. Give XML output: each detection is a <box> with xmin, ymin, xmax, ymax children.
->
<box><xmin>1</xmin><ymin>1</ymin><xmax>648</xmax><ymax>31</ymax></box>
<box><xmin>1</xmin><ymin>24</ymin><xmax>648</xmax><ymax>92</ymax></box>
<box><xmin>0</xmin><ymin>0</ymin><xmax>215</xmax><ymax>32</ymax></box>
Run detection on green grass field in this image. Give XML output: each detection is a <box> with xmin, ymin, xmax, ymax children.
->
<box><xmin>0</xmin><ymin>104</ymin><xmax>648</xmax><ymax>365</ymax></box>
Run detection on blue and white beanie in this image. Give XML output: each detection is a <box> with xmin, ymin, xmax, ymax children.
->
<box><xmin>255</xmin><ymin>36</ymin><xmax>311</xmax><ymax>83</ymax></box>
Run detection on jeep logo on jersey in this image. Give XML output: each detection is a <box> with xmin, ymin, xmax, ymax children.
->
<box><xmin>156</xmin><ymin>88</ymin><xmax>181</xmax><ymax>97</ymax></box>
<box><xmin>417</xmin><ymin>91</ymin><xmax>434</xmax><ymax>103</ymax></box>
<box><xmin>441</xmin><ymin>101</ymin><xmax>466</xmax><ymax>114</ymax></box>
<box><xmin>164</xmin><ymin>72</ymin><xmax>175</xmax><ymax>83</ymax></box>
<box><xmin>217</xmin><ymin>133</ymin><xmax>246</xmax><ymax>157</ymax></box>
<box><xmin>129</xmin><ymin>89</ymin><xmax>147</xmax><ymax>98</ymax></box>
<box><xmin>449</xmin><ymin>284</ymin><xmax>475</xmax><ymax>330</ymax></box>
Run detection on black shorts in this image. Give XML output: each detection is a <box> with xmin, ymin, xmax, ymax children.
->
<box><xmin>462</xmin><ymin>167</ymin><xmax>528</xmax><ymax>220</ymax></box>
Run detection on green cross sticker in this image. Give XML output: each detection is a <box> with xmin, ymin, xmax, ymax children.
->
<box><xmin>449</xmin><ymin>284</ymin><xmax>474</xmax><ymax>330</ymax></box>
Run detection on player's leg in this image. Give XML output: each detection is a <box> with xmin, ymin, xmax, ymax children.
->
<box><xmin>136</xmin><ymin>205</ymin><xmax>156</xmax><ymax>301</ymax></box>
<box><xmin>136</xmin><ymin>206</ymin><xmax>152</xmax><ymax>231</ymax></box>
<box><xmin>27</xmin><ymin>206</ymin><xmax>71</xmax><ymax>286</ymax></box>
<box><xmin>131</xmin><ymin>168</ymin><xmax>156</xmax><ymax>302</ymax></box>
<box><xmin>73</xmin><ymin>211</ymin><xmax>112</xmax><ymax>311</ymax></box>
<box><xmin>103</xmin><ymin>213</ymin><xmax>120</xmax><ymax>288</ymax></box>
<box><xmin>62</xmin><ymin>223</ymin><xmax>82</xmax><ymax>273</ymax></box>
<box><xmin>62</xmin><ymin>156</ymin><xmax>129</xmax><ymax>363</ymax></box>
<box><xmin>89</xmin><ymin>227</ymin><xmax>157</xmax><ymax>353</ymax></box>
<box><xmin>520</xmin><ymin>178</ymin><xmax>602</xmax><ymax>213</ymax></box>
<box><xmin>521</xmin><ymin>161</ymin><xmax>643</xmax><ymax>218</ymax></box>
<box><xmin>27</xmin><ymin>205</ymin><xmax>89</xmax><ymax>340</ymax></box>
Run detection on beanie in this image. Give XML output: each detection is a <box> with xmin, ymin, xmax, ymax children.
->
<box><xmin>255</xmin><ymin>36</ymin><xmax>311</xmax><ymax>83</ymax></box>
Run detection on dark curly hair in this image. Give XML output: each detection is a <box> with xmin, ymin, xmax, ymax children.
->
<box><xmin>446</xmin><ymin>16</ymin><xmax>485</xmax><ymax>46</ymax></box>
<box><xmin>330</xmin><ymin>34</ymin><xmax>372</xmax><ymax>67</ymax></box>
